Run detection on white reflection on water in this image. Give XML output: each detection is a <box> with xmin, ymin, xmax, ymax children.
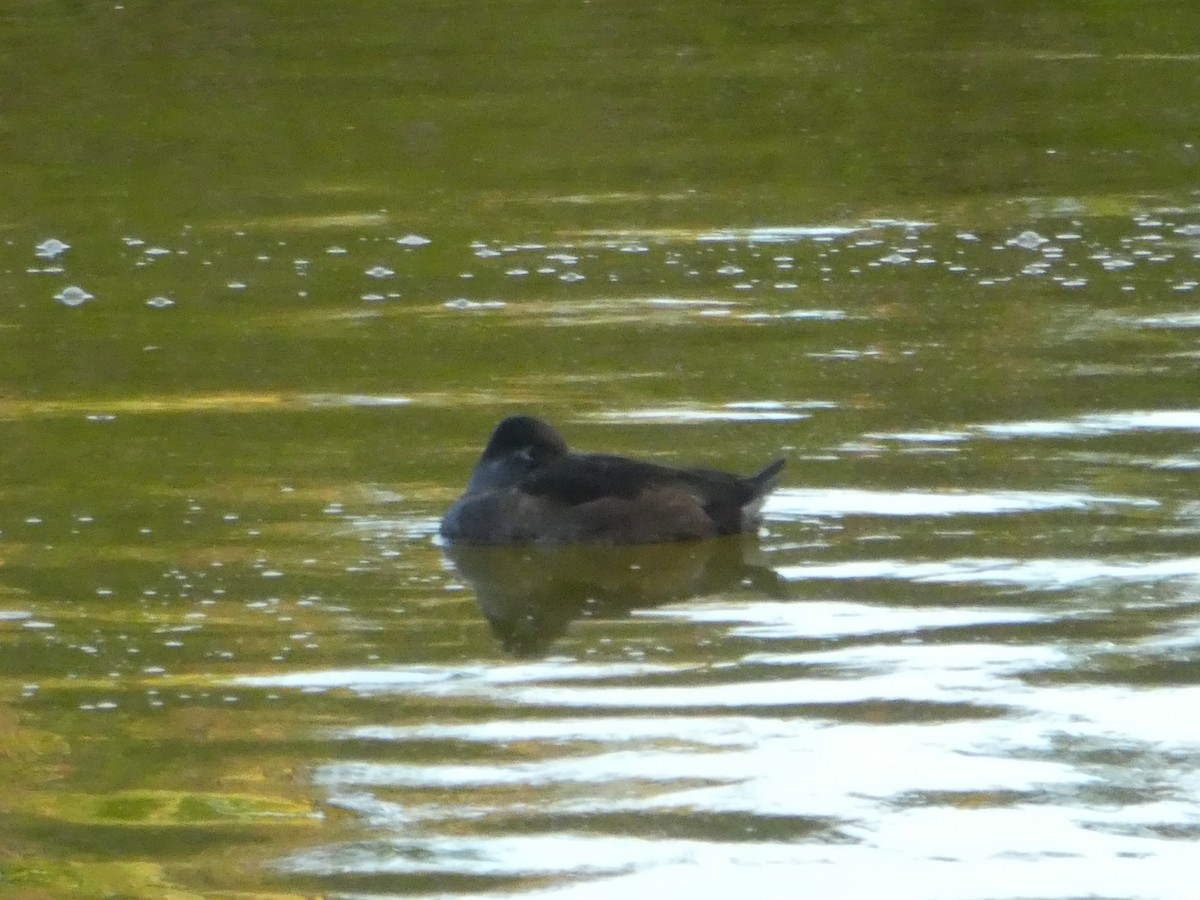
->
<box><xmin>739</xmin><ymin>307</ymin><xmax>849</xmax><ymax>320</ymax></box>
<box><xmin>342</xmin><ymin>511</ymin><xmax>442</xmax><ymax>541</ymax></box>
<box><xmin>244</xmin><ymin>657</ymin><xmax>1032</xmax><ymax>711</ymax></box>
<box><xmin>764</xmin><ymin>487</ymin><xmax>1155</xmax><ymax>518</ymax></box>
<box><xmin>699</xmin><ymin>225</ymin><xmax>865</xmax><ymax>242</ymax></box>
<box><xmin>642</xmin><ymin>601</ymin><xmax>1046</xmax><ymax>639</ymax></box>
<box><xmin>302</xmin><ymin>393</ymin><xmax>414</xmax><ymax>407</ymax></box>
<box><xmin>586</xmin><ymin>400</ymin><xmax>833</xmax><ymax>424</ymax></box>
<box><xmin>263</xmin><ymin>579</ymin><xmax>1200</xmax><ymax>898</ymax></box>
<box><xmin>501</xmin><ymin>830</ymin><xmax>1199</xmax><ymax>900</ymax></box>
<box><xmin>310</xmin><ymin>720</ymin><xmax>1085</xmax><ymax>821</ymax></box>
<box><xmin>280</xmin><ymin>651</ymin><xmax>1198</xmax><ymax>897</ymax></box>
<box><xmin>1025</xmin><ymin>684</ymin><xmax>1200</xmax><ymax>744</ymax></box>
<box><xmin>283</xmin><ymin>834</ymin><xmax>696</xmax><ymax>878</ymax></box>
<box><xmin>978</xmin><ymin>409</ymin><xmax>1200</xmax><ymax>438</ymax></box>
<box><xmin>866</xmin><ymin>410</ymin><xmax>1200</xmax><ymax>446</ymax></box>
<box><xmin>339</xmin><ymin>715</ymin><xmax>803</xmax><ymax>747</ymax></box>
<box><xmin>778</xmin><ymin>555</ymin><xmax>1200</xmax><ymax>588</ymax></box>
<box><xmin>434</xmin><ymin>673</ymin><xmax>1002</xmax><ymax>711</ymax></box>
<box><xmin>236</xmin><ymin>660</ymin><xmax>677</xmax><ymax>692</ymax></box>
<box><xmin>1137</xmin><ymin>311</ymin><xmax>1200</xmax><ymax>328</ymax></box>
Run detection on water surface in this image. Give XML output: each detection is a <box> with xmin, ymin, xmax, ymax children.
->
<box><xmin>2</xmin><ymin>3</ymin><xmax>1200</xmax><ymax>898</ymax></box>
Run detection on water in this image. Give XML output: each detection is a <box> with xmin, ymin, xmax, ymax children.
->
<box><xmin>3</xmin><ymin>3</ymin><xmax>1200</xmax><ymax>898</ymax></box>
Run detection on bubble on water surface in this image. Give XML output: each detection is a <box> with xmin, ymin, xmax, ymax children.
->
<box><xmin>365</xmin><ymin>265</ymin><xmax>394</xmax><ymax>278</ymax></box>
<box><xmin>35</xmin><ymin>238</ymin><xmax>70</xmax><ymax>258</ymax></box>
<box><xmin>145</xmin><ymin>296</ymin><xmax>175</xmax><ymax>308</ymax></box>
<box><xmin>1009</xmin><ymin>230</ymin><xmax>1049</xmax><ymax>250</ymax></box>
<box><xmin>395</xmin><ymin>233</ymin><xmax>431</xmax><ymax>246</ymax></box>
<box><xmin>54</xmin><ymin>285</ymin><xmax>93</xmax><ymax>306</ymax></box>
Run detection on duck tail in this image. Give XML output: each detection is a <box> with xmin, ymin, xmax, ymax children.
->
<box><xmin>747</xmin><ymin>458</ymin><xmax>786</xmax><ymax>497</ymax></box>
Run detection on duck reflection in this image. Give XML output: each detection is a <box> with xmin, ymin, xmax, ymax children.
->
<box><xmin>444</xmin><ymin>537</ymin><xmax>784</xmax><ymax>656</ymax></box>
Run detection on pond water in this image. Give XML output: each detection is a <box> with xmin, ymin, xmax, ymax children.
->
<box><xmin>3</xmin><ymin>3</ymin><xmax>1200</xmax><ymax>898</ymax></box>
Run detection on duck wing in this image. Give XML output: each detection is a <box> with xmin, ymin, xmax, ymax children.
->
<box><xmin>522</xmin><ymin>453</ymin><xmax>785</xmax><ymax>510</ymax></box>
<box><xmin>520</xmin><ymin>453</ymin><xmax>675</xmax><ymax>505</ymax></box>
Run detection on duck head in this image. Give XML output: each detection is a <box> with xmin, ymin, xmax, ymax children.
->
<box><xmin>464</xmin><ymin>415</ymin><xmax>569</xmax><ymax>494</ymax></box>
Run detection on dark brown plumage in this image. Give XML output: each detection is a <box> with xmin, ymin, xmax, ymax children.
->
<box><xmin>440</xmin><ymin>415</ymin><xmax>785</xmax><ymax>545</ymax></box>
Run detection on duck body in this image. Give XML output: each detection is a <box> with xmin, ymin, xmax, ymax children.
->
<box><xmin>440</xmin><ymin>415</ymin><xmax>785</xmax><ymax>545</ymax></box>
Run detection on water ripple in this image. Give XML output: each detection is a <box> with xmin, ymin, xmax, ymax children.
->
<box><xmin>777</xmin><ymin>555</ymin><xmax>1200</xmax><ymax>588</ymax></box>
<box><xmin>764</xmin><ymin>488</ymin><xmax>1154</xmax><ymax>518</ymax></box>
<box><xmin>978</xmin><ymin>409</ymin><xmax>1200</xmax><ymax>438</ymax></box>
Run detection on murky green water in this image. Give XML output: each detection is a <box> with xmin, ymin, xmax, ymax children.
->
<box><xmin>3</xmin><ymin>3</ymin><xmax>1200</xmax><ymax>898</ymax></box>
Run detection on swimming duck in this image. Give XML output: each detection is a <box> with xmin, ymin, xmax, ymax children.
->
<box><xmin>440</xmin><ymin>415</ymin><xmax>785</xmax><ymax>545</ymax></box>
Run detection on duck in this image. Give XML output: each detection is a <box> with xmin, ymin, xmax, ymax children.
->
<box><xmin>440</xmin><ymin>415</ymin><xmax>785</xmax><ymax>545</ymax></box>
